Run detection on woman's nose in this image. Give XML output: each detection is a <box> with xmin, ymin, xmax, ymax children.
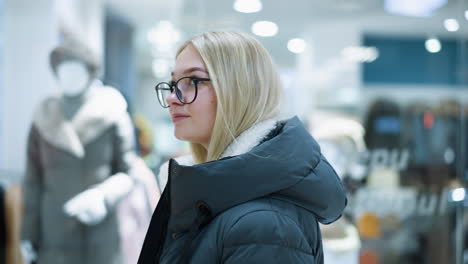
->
<box><xmin>166</xmin><ymin>91</ymin><xmax>182</xmax><ymax>106</ymax></box>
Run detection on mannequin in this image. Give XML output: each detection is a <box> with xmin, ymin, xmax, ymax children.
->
<box><xmin>56</xmin><ymin>60</ymin><xmax>91</xmax><ymax>120</ymax></box>
<box><xmin>21</xmin><ymin>40</ymin><xmax>136</xmax><ymax>264</ymax></box>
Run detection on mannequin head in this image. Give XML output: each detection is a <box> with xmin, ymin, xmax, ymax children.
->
<box><xmin>50</xmin><ymin>40</ymin><xmax>100</xmax><ymax>96</ymax></box>
<box><xmin>56</xmin><ymin>60</ymin><xmax>90</xmax><ymax>96</ymax></box>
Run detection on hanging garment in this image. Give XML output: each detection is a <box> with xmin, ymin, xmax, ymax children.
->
<box><xmin>117</xmin><ymin>156</ymin><xmax>160</xmax><ymax>264</ymax></box>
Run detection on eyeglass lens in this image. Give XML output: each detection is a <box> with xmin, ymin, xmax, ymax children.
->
<box><xmin>155</xmin><ymin>77</ymin><xmax>198</xmax><ymax>107</ymax></box>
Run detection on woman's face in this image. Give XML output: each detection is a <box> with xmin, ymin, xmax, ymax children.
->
<box><xmin>167</xmin><ymin>44</ymin><xmax>217</xmax><ymax>149</ymax></box>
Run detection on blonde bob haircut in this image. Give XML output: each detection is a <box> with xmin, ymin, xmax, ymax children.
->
<box><xmin>176</xmin><ymin>31</ymin><xmax>283</xmax><ymax>164</ymax></box>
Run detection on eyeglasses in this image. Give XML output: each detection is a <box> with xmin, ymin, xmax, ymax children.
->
<box><xmin>155</xmin><ymin>76</ymin><xmax>211</xmax><ymax>108</ymax></box>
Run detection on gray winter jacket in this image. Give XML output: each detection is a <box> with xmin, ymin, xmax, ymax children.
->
<box><xmin>22</xmin><ymin>85</ymin><xmax>135</xmax><ymax>264</ymax></box>
<box><xmin>138</xmin><ymin>117</ymin><xmax>347</xmax><ymax>264</ymax></box>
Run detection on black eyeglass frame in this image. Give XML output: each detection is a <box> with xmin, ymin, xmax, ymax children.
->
<box><xmin>154</xmin><ymin>76</ymin><xmax>211</xmax><ymax>108</ymax></box>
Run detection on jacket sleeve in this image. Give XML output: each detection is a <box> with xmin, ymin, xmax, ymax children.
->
<box><xmin>21</xmin><ymin>125</ymin><xmax>43</xmax><ymax>246</ymax></box>
<box><xmin>222</xmin><ymin>210</ymin><xmax>317</xmax><ymax>264</ymax></box>
<box><xmin>98</xmin><ymin>111</ymin><xmax>137</xmax><ymax>209</ymax></box>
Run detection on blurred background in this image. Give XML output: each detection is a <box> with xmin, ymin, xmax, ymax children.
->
<box><xmin>1</xmin><ymin>0</ymin><xmax>468</xmax><ymax>263</ymax></box>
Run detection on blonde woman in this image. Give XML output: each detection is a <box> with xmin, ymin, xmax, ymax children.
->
<box><xmin>138</xmin><ymin>31</ymin><xmax>347</xmax><ymax>264</ymax></box>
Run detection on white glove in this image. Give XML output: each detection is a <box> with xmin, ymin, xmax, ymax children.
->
<box><xmin>63</xmin><ymin>188</ymin><xmax>107</xmax><ymax>226</ymax></box>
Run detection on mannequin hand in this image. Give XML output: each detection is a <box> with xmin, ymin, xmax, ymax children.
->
<box><xmin>63</xmin><ymin>188</ymin><xmax>107</xmax><ymax>226</ymax></box>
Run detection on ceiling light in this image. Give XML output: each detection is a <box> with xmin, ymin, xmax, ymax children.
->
<box><xmin>425</xmin><ymin>38</ymin><xmax>442</xmax><ymax>53</ymax></box>
<box><xmin>384</xmin><ymin>0</ymin><xmax>447</xmax><ymax>17</ymax></box>
<box><xmin>234</xmin><ymin>0</ymin><xmax>262</xmax><ymax>13</ymax></box>
<box><xmin>342</xmin><ymin>46</ymin><xmax>379</xmax><ymax>63</ymax></box>
<box><xmin>287</xmin><ymin>38</ymin><xmax>306</xmax><ymax>54</ymax></box>
<box><xmin>444</xmin><ymin>18</ymin><xmax>459</xmax><ymax>32</ymax></box>
<box><xmin>251</xmin><ymin>21</ymin><xmax>278</xmax><ymax>37</ymax></box>
<box><xmin>147</xmin><ymin>21</ymin><xmax>181</xmax><ymax>48</ymax></box>
<box><xmin>465</xmin><ymin>10</ymin><xmax>468</xmax><ymax>21</ymax></box>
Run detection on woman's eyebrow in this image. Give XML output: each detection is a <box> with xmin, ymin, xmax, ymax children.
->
<box><xmin>171</xmin><ymin>67</ymin><xmax>208</xmax><ymax>76</ymax></box>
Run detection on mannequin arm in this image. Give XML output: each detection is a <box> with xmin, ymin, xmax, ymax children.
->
<box><xmin>64</xmin><ymin>110</ymin><xmax>137</xmax><ymax>225</ymax></box>
<box><xmin>63</xmin><ymin>172</ymin><xmax>134</xmax><ymax>226</ymax></box>
<box><xmin>96</xmin><ymin>171</ymin><xmax>134</xmax><ymax>209</ymax></box>
<box><xmin>106</xmin><ymin>111</ymin><xmax>137</xmax><ymax>208</ymax></box>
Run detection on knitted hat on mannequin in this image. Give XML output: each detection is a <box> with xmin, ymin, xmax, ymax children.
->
<box><xmin>49</xmin><ymin>38</ymin><xmax>101</xmax><ymax>79</ymax></box>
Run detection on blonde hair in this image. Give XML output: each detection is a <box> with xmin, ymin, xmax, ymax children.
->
<box><xmin>176</xmin><ymin>31</ymin><xmax>283</xmax><ymax>163</ymax></box>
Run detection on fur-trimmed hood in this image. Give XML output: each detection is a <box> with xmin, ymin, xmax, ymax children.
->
<box><xmin>157</xmin><ymin>119</ymin><xmax>277</xmax><ymax>189</ymax></box>
<box><xmin>32</xmin><ymin>82</ymin><xmax>128</xmax><ymax>158</ymax></box>
<box><xmin>159</xmin><ymin>117</ymin><xmax>347</xmax><ymax>232</ymax></box>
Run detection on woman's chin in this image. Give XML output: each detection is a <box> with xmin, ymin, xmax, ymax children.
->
<box><xmin>174</xmin><ymin>131</ymin><xmax>191</xmax><ymax>142</ymax></box>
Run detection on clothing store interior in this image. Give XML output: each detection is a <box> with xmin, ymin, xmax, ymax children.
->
<box><xmin>1</xmin><ymin>0</ymin><xmax>468</xmax><ymax>263</ymax></box>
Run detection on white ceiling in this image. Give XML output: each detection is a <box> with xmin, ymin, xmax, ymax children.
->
<box><xmin>108</xmin><ymin>0</ymin><xmax>468</xmax><ymax>69</ymax></box>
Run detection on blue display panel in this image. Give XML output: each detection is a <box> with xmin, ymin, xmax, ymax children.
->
<box><xmin>363</xmin><ymin>35</ymin><xmax>468</xmax><ymax>86</ymax></box>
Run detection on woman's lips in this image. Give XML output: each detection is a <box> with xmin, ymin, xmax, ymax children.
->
<box><xmin>171</xmin><ymin>114</ymin><xmax>190</xmax><ymax>123</ymax></box>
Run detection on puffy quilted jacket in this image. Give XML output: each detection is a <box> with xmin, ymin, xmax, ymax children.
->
<box><xmin>138</xmin><ymin>117</ymin><xmax>347</xmax><ymax>264</ymax></box>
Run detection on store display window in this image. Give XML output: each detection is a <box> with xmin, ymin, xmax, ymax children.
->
<box><xmin>346</xmin><ymin>99</ymin><xmax>468</xmax><ymax>264</ymax></box>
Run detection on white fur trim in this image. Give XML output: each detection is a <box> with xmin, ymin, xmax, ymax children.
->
<box><xmin>220</xmin><ymin>119</ymin><xmax>277</xmax><ymax>158</ymax></box>
<box><xmin>97</xmin><ymin>172</ymin><xmax>134</xmax><ymax>208</ymax></box>
<box><xmin>157</xmin><ymin>155</ymin><xmax>194</xmax><ymax>191</ymax></box>
<box><xmin>157</xmin><ymin>162</ymin><xmax>169</xmax><ymax>191</ymax></box>
<box><xmin>157</xmin><ymin>119</ymin><xmax>277</xmax><ymax>190</ymax></box>
<box><xmin>33</xmin><ymin>83</ymin><xmax>127</xmax><ymax>158</ymax></box>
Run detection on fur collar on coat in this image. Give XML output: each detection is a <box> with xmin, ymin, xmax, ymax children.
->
<box><xmin>32</xmin><ymin>81</ymin><xmax>128</xmax><ymax>158</ymax></box>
